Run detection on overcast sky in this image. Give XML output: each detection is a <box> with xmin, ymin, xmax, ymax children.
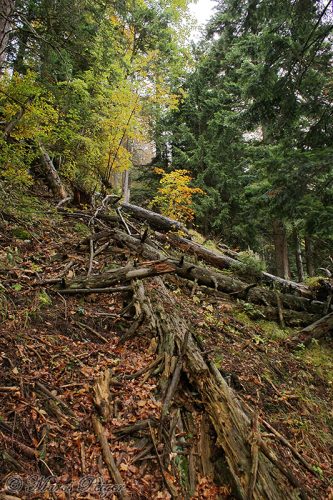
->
<box><xmin>189</xmin><ymin>0</ymin><xmax>215</xmax><ymax>26</ymax></box>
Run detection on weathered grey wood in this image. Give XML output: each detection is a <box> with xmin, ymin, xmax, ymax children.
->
<box><xmin>106</xmin><ymin>229</ymin><xmax>326</xmax><ymax>315</ymax></box>
<box><xmin>154</xmin><ymin>232</ymin><xmax>312</xmax><ymax>298</ymax></box>
<box><xmin>121</xmin><ymin>203</ymin><xmax>189</xmax><ymax>234</ymax></box>
<box><xmin>39</xmin><ymin>144</ymin><xmax>67</xmax><ymax>199</ymax></box>
<box><xmin>63</xmin><ymin>260</ymin><xmax>176</xmax><ymax>290</ymax></box>
<box><xmin>137</xmin><ymin>277</ymin><xmax>296</xmax><ymax>500</ymax></box>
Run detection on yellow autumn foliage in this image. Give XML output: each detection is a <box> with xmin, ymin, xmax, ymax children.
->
<box><xmin>151</xmin><ymin>168</ymin><xmax>204</xmax><ymax>223</ymax></box>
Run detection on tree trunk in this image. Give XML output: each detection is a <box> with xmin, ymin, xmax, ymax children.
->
<box><xmin>294</xmin><ymin>229</ymin><xmax>305</xmax><ymax>283</ymax></box>
<box><xmin>305</xmin><ymin>236</ymin><xmax>315</xmax><ymax>277</ymax></box>
<box><xmin>12</xmin><ymin>2</ymin><xmax>33</xmax><ymax>73</ymax></box>
<box><xmin>272</xmin><ymin>220</ymin><xmax>290</xmax><ymax>280</ymax></box>
<box><xmin>121</xmin><ymin>203</ymin><xmax>189</xmax><ymax>234</ymax></box>
<box><xmin>122</xmin><ymin>170</ymin><xmax>130</xmax><ymax>203</ymax></box>
<box><xmin>100</xmin><ymin>229</ymin><xmax>327</xmax><ymax>314</ymax></box>
<box><xmin>63</xmin><ymin>260</ymin><xmax>177</xmax><ymax>291</ymax></box>
<box><xmin>39</xmin><ymin>144</ymin><xmax>67</xmax><ymax>199</ymax></box>
<box><xmin>289</xmin><ymin>312</ymin><xmax>333</xmax><ymax>348</ymax></box>
<box><xmin>0</xmin><ymin>0</ymin><xmax>15</xmax><ymax>73</ymax></box>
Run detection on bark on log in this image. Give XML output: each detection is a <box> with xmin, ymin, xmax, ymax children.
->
<box><xmin>39</xmin><ymin>144</ymin><xmax>67</xmax><ymax>199</ymax></box>
<box><xmin>136</xmin><ymin>277</ymin><xmax>296</xmax><ymax>499</ymax></box>
<box><xmin>63</xmin><ymin>260</ymin><xmax>176</xmax><ymax>291</ymax></box>
<box><xmin>289</xmin><ymin>312</ymin><xmax>333</xmax><ymax>348</ymax></box>
<box><xmin>105</xmin><ymin>229</ymin><xmax>326</xmax><ymax>315</ymax></box>
<box><xmin>155</xmin><ymin>232</ymin><xmax>312</xmax><ymax>298</ymax></box>
<box><xmin>93</xmin><ymin>368</ymin><xmax>113</xmax><ymax>419</ymax></box>
<box><xmin>121</xmin><ymin>203</ymin><xmax>189</xmax><ymax>234</ymax></box>
<box><xmin>246</xmin><ymin>306</ymin><xmax>318</xmax><ymax>327</ymax></box>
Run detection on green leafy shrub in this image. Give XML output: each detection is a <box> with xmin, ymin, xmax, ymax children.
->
<box><xmin>231</xmin><ymin>250</ymin><xmax>266</xmax><ymax>277</ymax></box>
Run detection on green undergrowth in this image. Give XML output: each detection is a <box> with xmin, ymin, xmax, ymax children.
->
<box><xmin>73</xmin><ymin>222</ymin><xmax>91</xmax><ymax>237</ymax></box>
<box><xmin>0</xmin><ymin>184</ymin><xmax>59</xmax><ymax>232</ymax></box>
<box><xmin>297</xmin><ymin>343</ymin><xmax>333</xmax><ymax>384</ymax></box>
<box><xmin>188</xmin><ymin>229</ymin><xmax>222</xmax><ymax>253</ymax></box>
<box><xmin>233</xmin><ymin>308</ymin><xmax>291</xmax><ymax>341</ymax></box>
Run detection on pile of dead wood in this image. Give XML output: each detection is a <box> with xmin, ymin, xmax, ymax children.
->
<box><xmin>52</xmin><ymin>201</ymin><xmax>332</xmax><ymax>499</ymax></box>
<box><xmin>58</xmin><ymin>202</ymin><xmax>332</xmax><ymax>332</ymax></box>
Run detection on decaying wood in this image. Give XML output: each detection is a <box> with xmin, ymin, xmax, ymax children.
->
<box><xmin>39</xmin><ymin>144</ymin><xmax>67</xmax><ymax>199</ymax></box>
<box><xmin>148</xmin><ymin>421</ymin><xmax>178</xmax><ymax>498</ymax></box>
<box><xmin>92</xmin><ymin>415</ymin><xmax>129</xmax><ymax>499</ymax></box>
<box><xmin>258</xmin><ymin>438</ymin><xmax>309</xmax><ymax>499</ymax></box>
<box><xmin>289</xmin><ymin>311</ymin><xmax>333</xmax><ymax>348</ymax></box>
<box><xmin>123</xmin><ymin>355</ymin><xmax>164</xmax><ymax>380</ymax></box>
<box><xmin>261</xmin><ymin>418</ymin><xmax>318</xmax><ymax>477</ymax></box>
<box><xmin>93</xmin><ymin>369</ymin><xmax>113</xmax><ymax>419</ymax></box>
<box><xmin>104</xmin><ymin>229</ymin><xmax>327</xmax><ymax>315</ymax></box>
<box><xmin>245</xmin><ymin>305</ymin><xmax>318</xmax><ymax>326</ymax></box>
<box><xmin>121</xmin><ymin>203</ymin><xmax>189</xmax><ymax>234</ymax></box>
<box><xmin>1</xmin><ymin>433</ymin><xmax>38</xmax><ymax>459</ymax></box>
<box><xmin>59</xmin><ymin>285</ymin><xmax>131</xmax><ymax>295</ymax></box>
<box><xmin>248</xmin><ymin>412</ymin><xmax>259</xmax><ymax>500</ymax></box>
<box><xmin>113</xmin><ymin>419</ymin><xmax>158</xmax><ymax>437</ymax></box>
<box><xmin>133</xmin><ymin>277</ymin><xmax>297</xmax><ymax>499</ymax></box>
<box><xmin>35</xmin><ymin>382</ymin><xmax>76</xmax><ymax>419</ymax></box>
<box><xmin>153</xmin><ymin>231</ymin><xmax>312</xmax><ymax>297</ymax></box>
<box><xmin>62</xmin><ymin>260</ymin><xmax>176</xmax><ymax>291</ymax></box>
<box><xmin>75</xmin><ymin>321</ymin><xmax>108</xmax><ymax>343</ymax></box>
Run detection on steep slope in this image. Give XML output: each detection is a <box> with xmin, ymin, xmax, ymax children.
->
<box><xmin>0</xmin><ymin>195</ymin><xmax>332</xmax><ymax>499</ymax></box>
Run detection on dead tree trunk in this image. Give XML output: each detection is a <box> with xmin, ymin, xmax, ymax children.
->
<box><xmin>62</xmin><ymin>260</ymin><xmax>177</xmax><ymax>291</ymax></box>
<box><xmin>155</xmin><ymin>232</ymin><xmax>311</xmax><ymax>297</ymax></box>
<box><xmin>289</xmin><ymin>312</ymin><xmax>333</xmax><ymax>348</ymax></box>
<box><xmin>135</xmin><ymin>277</ymin><xmax>298</xmax><ymax>499</ymax></box>
<box><xmin>122</xmin><ymin>170</ymin><xmax>130</xmax><ymax>203</ymax></box>
<box><xmin>105</xmin><ymin>229</ymin><xmax>325</xmax><ymax>314</ymax></box>
<box><xmin>121</xmin><ymin>203</ymin><xmax>189</xmax><ymax>234</ymax></box>
<box><xmin>272</xmin><ymin>220</ymin><xmax>290</xmax><ymax>280</ymax></box>
<box><xmin>39</xmin><ymin>144</ymin><xmax>67</xmax><ymax>199</ymax></box>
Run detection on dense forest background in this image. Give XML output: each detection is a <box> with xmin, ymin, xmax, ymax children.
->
<box><xmin>1</xmin><ymin>0</ymin><xmax>332</xmax><ymax>280</ymax></box>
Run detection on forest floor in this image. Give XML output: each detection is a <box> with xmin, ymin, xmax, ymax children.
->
<box><xmin>0</xmin><ymin>191</ymin><xmax>332</xmax><ymax>499</ymax></box>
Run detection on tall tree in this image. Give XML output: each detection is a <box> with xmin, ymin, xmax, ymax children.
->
<box><xmin>159</xmin><ymin>0</ymin><xmax>333</xmax><ymax>278</ymax></box>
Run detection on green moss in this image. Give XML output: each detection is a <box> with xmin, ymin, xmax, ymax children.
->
<box><xmin>299</xmin><ymin>344</ymin><xmax>333</xmax><ymax>383</ymax></box>
<box><xmin>12</xmin><ymin>227</ymin><xmax>32</xmax><ymax>240</ymax></box>
<box><xmin>304</xmin><ymin>276</ymin><xmax>327</xmax><ymax>288</ymax></box>
<box><xmin>73</xmin><ymin>222</ymin><xmax>91</xmax><ymax>237</ymax></box>
<box><xmin>257</xmin><ymin>320</ymin><xmax>290</xmax><ymax>340</ymax></box>
<box><xmin>233</xmin><ymin>309</ymin><xmax>291</xmax><ymax>340</ymax></box>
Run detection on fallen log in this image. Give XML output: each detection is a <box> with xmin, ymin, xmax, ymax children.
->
<box><xmin>134</xmin><ymin>277</ymin><xmax>298</xmax><ymax>499</ymax></box>
<box><xmin>288</xmin><ymin>312</ymin><xmax>333</xmax><ymax>348</ymax></box>
<box><xmin>243</xmin><ymin>305</ymin><xmax>318</xmax><ymax>327</ymax></box>
<box><xmin>121</xmin><ymin>203</ymin><xmax>189</xmax><ymax>235</ymax></box>
<box><xmin>105</xmin><ymin>229</ymin><xmax>326</xmax><ymax>315</ymax></box>
<box><xmin>92</xmin><ymin>415</ymin><xmax>129</xmax><ymax>499</ymax></box>
<box><xmin>93</xmin><ymin>369</ymin><xmax>113</xmax><ymax>419</ymax></box>
<box><xmin>154</xmin><ymin>232</ymin><xmax>312</xmax><ymax>298</ymax></box>
<box><xmin>62</xmin><ymin>260</ymin><xmax>176</xmax><ymax>291</ymax></box>
<box><xmin>74</xmin><ymin>227</ymin><xmax>326</xmax><ymax>316</ymax></box>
